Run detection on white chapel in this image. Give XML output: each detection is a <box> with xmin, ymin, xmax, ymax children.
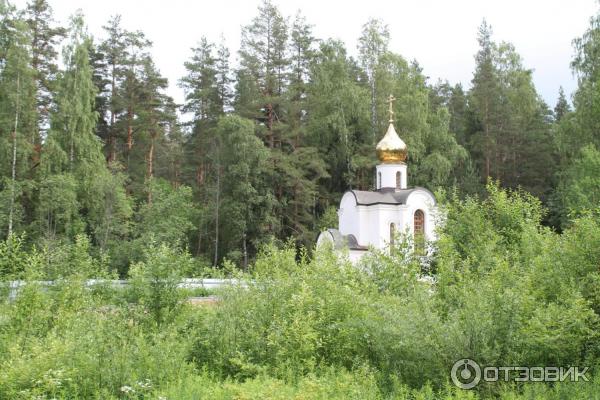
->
<box><xmin>317</xmin><ymin>95</ymin><xmax>438</xmax><ymax>263</ymax></box>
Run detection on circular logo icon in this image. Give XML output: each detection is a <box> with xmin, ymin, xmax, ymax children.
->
<box><xmin>451</xmin><ymin>358</ymin><xmax>481</xmax><ymax>389</ymax></box>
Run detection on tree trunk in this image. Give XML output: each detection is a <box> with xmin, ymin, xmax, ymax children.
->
<box><xmin>484</xmin><ymin>98</ymin><xmax>491</xmax><ymax>180</ymax></box>
<box><xmin>213</xmin><ymin>159</ymin><xmax>221</xmax><ymax>267</ymax></box>
<box><xmin>69</xmin><ymin>123</ymin><xmax>74</xmax><ymax>169</ymax></box>
<box><xmin>266</xmin><ymin>102</ymin><xmax>274</xmax><ymax>148</ymax></box>
<box><xmin>196</xmin><ymin>164</ymin><xmax>205</xmax><ymax>186</ymax></box>
<box><xmin>146</xmin><ymin>134</ymin><xmax>154</xmax><ymax>204</ymax></box>
<box><xmin>127</xmin><ymin>116</ymin><xmax>133</xmax><ymax>150</ymax></box>
<box><xmin>8</xmin><ymin>73</ymin><xmax>20</xmax><ymax>237</ymax></box>
<box><xmin>173</xmin><ymin>157</ymin><xmax>181</xmax><ymax>188</ymax></box>
<box><xmin>30</xmin><ymin>22</ymin><xmax>42</xmax><ymax>168</ymax></box>
<box><xmin>196</xmin><ymin>219</ymin><xmax>204</xmax><ymax>256</ymax></box>
<box><xmin>126</xmin><ymin>106</ymin><xmax>134</xmax><ymax>169</ymax></box>
<box><xmin>108</xmin><ymin>64</ymin><xmax>117</xmax><ymax>163</ymax></box>
<box><xmin>293</xmin><ymin>185</ymin><xmax>299</xmax><ymax>234</ymax></box>
<box><xmin>243</xmin><ymin>231</ymin><xmax>248</xmax><ymax>270</ymax></box>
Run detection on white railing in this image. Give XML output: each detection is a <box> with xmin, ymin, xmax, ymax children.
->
<box><xmin>2</xmin><ymin>278</ymin><xmax>244</xmax><ymax>301</ymax></box>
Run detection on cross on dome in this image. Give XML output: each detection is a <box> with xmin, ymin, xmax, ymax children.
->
<box><xmin>376</xmin><ymin>94</ymin><xmax>407</xmax><ymax>163</ymax></box>
<box><xmin>387</xmin><ymin>94</ymin><xmax>396</xmax><ymax>123</ymax></box>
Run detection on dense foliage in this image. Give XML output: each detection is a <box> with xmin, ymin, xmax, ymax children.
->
<box><xmin>2</xmin><ymin>0</ymin><xmax>600</xmax><ymax>397</ymax></box>
<box><xmin>1</xmin><ymin>185</ymin><xmax>600</xmax><ymax>398</ymax></box>
<box><xmin>1</xmin><ymin>0</ymin><xmax>597</xmax><ymax>271</ymax></box>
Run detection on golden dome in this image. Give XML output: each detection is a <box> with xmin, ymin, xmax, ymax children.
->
<box><xmin>376</xmin><ymin>122</ymin><xmax>407</xmax><ymax>163</ymax></box>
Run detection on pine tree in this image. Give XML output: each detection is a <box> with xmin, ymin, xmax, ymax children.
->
<box><xmin>134</xmin><ymin>56</ymin><xmax>176</xmax><ymax>203</ymax></box>
<box><xmin>216</xmin><ymin>37</ymin><xmax>232</xmax><ymax>112</ymax></box>
<box><xmin>116</xmin><ymin>28</ymin><xmax>151</xmax><ymax>172</ymax></box>
<box><xmin>88</xmin><ymin>38</ymin><xmax>110</xmax><ymax>159</ymax></box>
<box><xmin>554</xmin><ymin>86</ymin><xmax>571</xmax><ymax>122</ymax></box>
<box><xmin>180</xmin><ymin>37</ymin><xmax>231</xmax><ymax>255</ymax></box>
<box><xmin>25</xmin><ymin>0</ymin><xmax>66</xmax><ymax>162</ymax></box>
<box><xmin>289</xmin><ymin>12</ymin><xmax>313</xmax><ymax>102</ymax></box>
<box><xmin>469</xmin><ymin>20</ymin><xmax>502</xmax><ymax>181</ymax></box>
<box><xmin>466</xmin><ymin>22</ymin><xmax>554</xmax><ymax>197</ymax></box>
<box><xmin>287</xmin><ymin>11</ymin><xmax>314</xmax><ymax>147</ymax></box>
<box><xmin>280</xmin><ymin>12</ymin><xmax>329</xmax><ymax>245</ymax></box>
<box><xmin>237</xmin><ymin>0</ymin><xmax>288</xmax><ymax>148</ymax></box>
<box><xmin>98</xmin><ymin>15</ymin><xmax>129</xmax><ymax>162</ymax></box>
<box><xmin>235</xmin><ymin>0</ymin><xmax>290</xmax><ymax>240</ymax></box>
<box><xmin>496</xmin><ymin>42</ymin><xmax>553</xmax><ymax>196</ymax></box>
<box><xmin>180</xmin><ymin>37</ymin><xmax>222</xmax><ymax>121</ymax></box>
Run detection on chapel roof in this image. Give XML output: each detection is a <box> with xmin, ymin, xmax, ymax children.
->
<box><xmin>376</xmin><ymin>122</ymin><xmax>407</xmax><ymax>163</ymax></box>
<box><xmin>322</xmin><ymin>229</ymin><xmax>368</xmax><ymax>251</ymax></box>
<box><xmin>348</xmin><ymin>187</ymin><xmax>436</xmax><ymax>206</ymax></box>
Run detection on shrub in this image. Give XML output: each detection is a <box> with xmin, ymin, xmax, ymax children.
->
<box><xmin>129</xmin><ymin>241</ymin><xmax>191</xmax><ymax>325</ymax></box>
<box><xmin>0</xmin><ymin>234</ymin><xmax>39</xmax><ymax>280</ymax></box>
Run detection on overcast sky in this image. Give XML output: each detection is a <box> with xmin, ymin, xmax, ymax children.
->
<box><xmin>13</xmin><ymin>0</ymin><xmax>600</xmax><ymax>108</ymax></box>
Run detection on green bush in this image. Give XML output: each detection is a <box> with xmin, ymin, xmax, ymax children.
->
<box><xmin>39</xmin><ymin>234</ymin><xmax>110</xmax><ymax>279</ymax></box>
<box><xmin>0</xmin><ymin>273</ymin><xmax>195</xmax><ymax>399</ymax></box>
<box><xmin>128</xmin><ymin>241</ymin><xmax>192</xmax><ymax>325</ymax></box>
<box><xmin>0</xmin><ymin>234</ymin><xmax>39</xmax><ymax>280</ymax></box>
<box><xmin>1</xmin><ymin>185</ymin><xmax>600</xmax><ymax>398</ymax></box>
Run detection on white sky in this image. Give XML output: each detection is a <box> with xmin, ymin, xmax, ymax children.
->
<box><xmin>12</xmin><ymin>0</ymin><xmax>600</xmax><ymax>108</ymax></box>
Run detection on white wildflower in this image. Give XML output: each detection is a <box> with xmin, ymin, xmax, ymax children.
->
<box><xmin>120</xmin><ymin>385</ymin><xmax>135</xmax><ymax>394</ymax></box>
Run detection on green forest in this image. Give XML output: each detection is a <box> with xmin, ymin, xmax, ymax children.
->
<box><xmin>2</xmin><ymin>0</ymin><xmax>600</xmax><ymax>398</ymax></box>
